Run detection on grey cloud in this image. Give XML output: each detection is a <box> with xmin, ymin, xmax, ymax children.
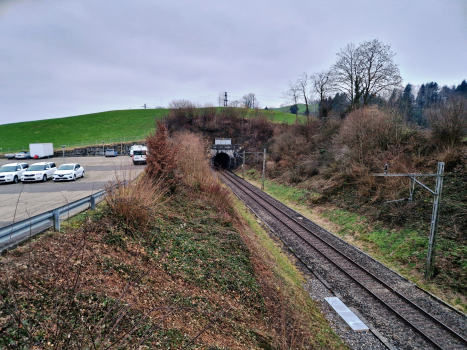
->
<box><xmin>0</xmin><ymin>0</ymin><xmax>466</xmax><ymax>124</ymax></box>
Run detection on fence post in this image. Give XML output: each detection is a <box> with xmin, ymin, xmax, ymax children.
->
<box><xmin>53</xmin><ymin>209</ymin><xmax>60</xmax><ymax>231</ymax></box>
<box><xmin>90</xmin><ymin>195</ymin><xmax>96</xmax><ymax>210</ymax></box>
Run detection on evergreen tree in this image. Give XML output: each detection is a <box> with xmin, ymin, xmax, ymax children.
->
<box><xmin>425</xmin><ymin>82</ymin><xmax>439</xmax><ymax>105</ymax></box>
<box><xmin>416</xmin><ymin>84</ymin><xmax>426</xmax><ymax>108</ymax></box>
<box><xmin>456</xmin><ymin>80</ymin><xmax>467</xmax><ymax>97</ymax></box>
<box><xmin>399</xmin><ymin>84</ymin><xmax>414</xmax><ymax>121</ymax></box>
<box><xmin>289</xmin><ymin>104</ymin><xmax>299</xmax><ymax>117</ymax></box>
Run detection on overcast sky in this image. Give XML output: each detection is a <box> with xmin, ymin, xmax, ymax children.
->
<box><xmin>0</xmin><ymin>0</ymin><xmax>466</xmax><ymax>125</ymax></box>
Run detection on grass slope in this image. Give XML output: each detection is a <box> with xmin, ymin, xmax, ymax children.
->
<box><xmin>0</xmin><ymin>109</ymin><xmax>169</xmax><ymax>153</ymax></box>
<box><xmin>0</xmin><ymin>108</ymin><xmax>302</xmax><ymax>154</ymax></box>
<box><xmin>272</xmin><ymin>103</ymin><xmax>319</xmax><ymax>114</ymax></box>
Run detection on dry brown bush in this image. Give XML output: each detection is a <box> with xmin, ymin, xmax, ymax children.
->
<box><xmin>334</xmin><ymin>106</ymin><xmax>406</xmax><ymax>167</ymax></box>
<box><xmin>145</xmin><ymin>121</ymin><xmax>180</xmax><ymax>188</ymax></box>
<box><xmin>426</xmin><ymin>96</ymin><xmax>467</xmax><ymax>148</ymax></box>
<box><xmin>174</xmin><ymin>131</ymin><xmax>234</xmax><ymax>214</ymax></box>
<box><xmin>104</xmin><ymin>172</ymin><xmax>165</xmax><ymax>233</ymax></box>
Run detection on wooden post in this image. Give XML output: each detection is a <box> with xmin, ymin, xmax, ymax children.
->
<box><xmin>425</xmin><ymin>162</ymin><xmax>444</xmax><ymax>279</ymax></box>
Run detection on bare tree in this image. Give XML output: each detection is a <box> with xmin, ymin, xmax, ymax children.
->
<box><xmin>333</xmin><ymin>42</ymin><xmax>362</xmax><ymax>110</ymax></box>
<box><xmin>311</xmin><ymin>70</ymin><xmax>335</xmax><ymax>118</ymax></box>
<box><xmin>168</xmin><ymin>99</ymin><xmax>196</xmax><ymax>109</ymax></box>
<box><xmin>242</xmin><ymin>93</ymin><xmax>259</xmax><ymax>108</ymax></box>
<box><xmin>358</xmin><ymin>39</ymin><xmax>402</xmax><ymax>105</ymax></box>
<box><xmin>332</xmin><ymin>39</ymin><xmax>402</xmax><ymax>110</ymax></box>
<box><xmin>282</xmin><ymin>81</ymin><xmax>301</xmax><ymax>120</ymax></box>
<box><xmin>297</xmin><ymin>72</ymin><xmax>312</xmax><ymax>116</ymax></box>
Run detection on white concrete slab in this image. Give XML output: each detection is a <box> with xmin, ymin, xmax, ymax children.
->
<box><xmin>325</xmin><ymin>297</ymin><xmax>369</xmax><ymax>331</ymax></box>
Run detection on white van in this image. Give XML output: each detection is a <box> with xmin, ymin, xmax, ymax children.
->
<box><xmin>129</xmin><ymin>145</ymin><xmax>144</xmax><ymax>157</ymax></box>
<box><xmin>132</xmin><ymin>146</ymin><xmax>148</xmax><ymax>165</ymax></box>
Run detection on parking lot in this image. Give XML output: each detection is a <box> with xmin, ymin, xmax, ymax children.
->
<box><xmin>0</xmin><ymin>156</ymin><xmax>145</xmax><ymax>228</ymax></box>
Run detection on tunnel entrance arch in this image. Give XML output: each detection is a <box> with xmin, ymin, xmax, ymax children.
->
<box><xmin>213</xmin><ymin>152</ymin><xmax>231</xmax><ymax>169</ymax></box>
<box><xmin>210</xmin><ymin>139</ymin><xmax>242</xmax><ymax>170</ymax></box>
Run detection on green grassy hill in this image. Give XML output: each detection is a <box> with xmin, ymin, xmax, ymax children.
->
<box><xmin>0</xmin><ymin>109</ymin><xmax>169</xmax><ymax>153</ymax></box>
<box><xmin>0</xmin><ymin>107</ymin><xmax>304</xmax><ymax>154</ymax></box>
<box><xmin>272</xmin><ymin>103</ymin><xmax>319</xmax><ymax>114</ymax></box>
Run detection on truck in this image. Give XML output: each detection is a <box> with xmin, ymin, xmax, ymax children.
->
<box><xmin>30</xmin><ymin>143</ymin><xmax>54</xmax><ymax>159</ymax></box>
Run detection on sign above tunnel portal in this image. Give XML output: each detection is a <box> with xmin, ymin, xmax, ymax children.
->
<box><xmin>215</xmin><ymin>138</ymin><xmax>231</xmax><ymax>145</ymax></box>
<box><xmin>210</xmin><ymin>140</ymin><xmax>242</xmax><ymax>170</ymax></box>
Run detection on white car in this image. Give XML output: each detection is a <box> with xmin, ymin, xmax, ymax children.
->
<box><xmin>21</xmin><ymin>162</ymin><xmax>57</xmax><ymax>182</ymax></box>
<box><xmin>0</xmin><ymin>163</ymin><xmax>28</xmax><ymax>184</ymax></box>
<box><xmin>15</xmin><ymin>151</ymin><xmax>31</xmax><ymax>159</ymax></box>
<box><xmin>53</xmin><ymin>163</ymin><xmax>84</xmax><ymax>181</ymax></box>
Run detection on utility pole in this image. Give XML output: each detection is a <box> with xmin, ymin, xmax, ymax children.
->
<box><xmin>373</xmin><ymin>162</ymin><xmax>445</xmax><ymax>280</ymax></box>
<box><xmin>142</xmin><ymin>104</ymin><xmax>147</xmax><ymax>109</ymax></box>
<box><xmin>262</xmin><ymin>148</ymin><xmax>266</xmax><ymax>190</ymax></box>
<box><xmin>224</xmin><ymin>92</ymin><xmax>228</xmax><ymax>107</ymax></box>
<box><xmin>242</xmin><ymin>150</ymin><xmax>245</xmax><ymax>179</ymax></box>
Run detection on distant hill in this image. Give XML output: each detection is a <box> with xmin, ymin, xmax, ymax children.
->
<box><xmin>0</xmin><ymin>108</ymin><xmax>304</xmax><ymax>154</ymax></box>
<box><xmin>0</xmin><ymin>109</ymin><xmax>169</xmax><ymax>154</ymax></box>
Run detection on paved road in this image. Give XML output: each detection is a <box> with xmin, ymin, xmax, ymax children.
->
<box><xmin>0</xmin><ymin>156</ymin><xmax>145</xmax><ymax>227</ymax></box>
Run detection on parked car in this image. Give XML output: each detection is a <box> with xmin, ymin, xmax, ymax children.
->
<box><xmin>53</xmin><ymin>163</ymin><xmax>84</xmax><ymax>181</ymax></box>
<box><xmin>21</xmin><ymin>162</ymin><xmax>57</xmax><ymax>182</ymax></box>
<box><xmin>0</xmin><ymin>163</ymin><xmax>28</xmax><ymax>184</ymax></box>
<box><xmin>15</xmin><ymin>151</ymin><xmax>31</xmax><ymax>159</ymax></box>
<box><xmin>130</xmin><ymin>145</ymin><xmax>144</xmax><ymax>157</ymax></box>
<box><xmin>5</xmin><ymin>153</ymin><xmax>16</xmax><ymax>159</ymax></box>
<box><xmin>105</xmin><ymin>149</ymin><xmax>117</xmax><ymax>157</ymax></box>
<box><xmin>132</xmin><ymin>147</ymin><xmax>148</xmax><ymax>165</ymax></box>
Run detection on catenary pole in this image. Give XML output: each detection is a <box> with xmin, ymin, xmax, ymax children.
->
<box><xmin>425</xmin><ymin>162</ymin><xmax>445</xmax><ymax>279</ymax></box>
<box><xmin>261</xmin><ymin>148</ymin><xmax>266</xmax><ymax>190</ymax></box>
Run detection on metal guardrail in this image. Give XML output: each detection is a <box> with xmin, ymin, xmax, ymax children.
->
<box><xmin>0</xmin><ymin>190</ymin><xmax>107</xmax><ymax>252</ymax></box>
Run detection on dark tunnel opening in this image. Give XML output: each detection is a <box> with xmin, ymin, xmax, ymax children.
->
<box><xmin>213</xmin><ymin>152</ymin><xmax>231</xmax><ymax>169</ymax></box>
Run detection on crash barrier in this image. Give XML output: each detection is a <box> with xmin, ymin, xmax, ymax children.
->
<box><xmin>0</xmin><ymin>181</ymin><xmax>127</xmax><ymax>253</ymax></box>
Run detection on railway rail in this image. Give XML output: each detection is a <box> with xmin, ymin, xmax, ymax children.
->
<box><xmin>221</xmin><ymin>171</ymin><xmax>467</xmax><ymax>350</ymax></box>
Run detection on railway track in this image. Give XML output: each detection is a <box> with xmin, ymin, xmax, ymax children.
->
<box><xmin>221</xmin><ymin>171</ymin><xmax>467</xmax><ymax>350</ymax></box>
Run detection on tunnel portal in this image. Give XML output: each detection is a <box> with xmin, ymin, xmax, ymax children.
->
<box><xmin>210</xmin><ymin>138</ymin><xmax>242</xmax><ymax>170</ymax></box>
<box><xmin>213</xmin><ymin>152</ymin><xmax>231</xmax><ymax>169</ymax></box>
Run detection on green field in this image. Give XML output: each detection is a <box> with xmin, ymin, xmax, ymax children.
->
<box><xmin>272</xmin><ymin>103</ymin><xmax>319</xmax><ymax>114</ymax></box>
<box><xmin>0</xmin><ymin>109</ymin><xmax>169</xmax><ymax>153</ymax></box>
<box><xmin>0</xmin><ymin>107</ymin><xmax>305</xmax><ymax>154</ymax></box>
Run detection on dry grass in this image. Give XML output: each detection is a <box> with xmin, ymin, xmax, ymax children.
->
<box><xmin>174</xmin><ymin>131</ymin><xmax>234</xmax><ymax>215</ymax></box>
<box><xmin>104</xmin><ymin>171</ymin><xmax>166</xmax><ymax>233</ymax></box>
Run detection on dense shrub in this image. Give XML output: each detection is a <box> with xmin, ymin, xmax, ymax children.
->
<box><xmin>427</xmin><ymin>97</ymin><xmax>467</xmax><ymax>148</ymax></box>
<box><xmin>334</xmin><ymin>107</ymin><xmax>406</xmax><ymax>168</ymax></box>
<box><xmin>145</xmin><ymin>121</ymin><xmax>179</xmax><ymax>188</ymax></box>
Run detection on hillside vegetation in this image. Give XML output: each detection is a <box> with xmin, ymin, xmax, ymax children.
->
<box><xmin>0</xmin><ymin>127</ymin><xmax>346</xmax><ymax>349</ymax></box>
<box><xmin>162</xmin><ymin>103</ymin><xmax>467</xmax><ymax>312</ymax></box>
